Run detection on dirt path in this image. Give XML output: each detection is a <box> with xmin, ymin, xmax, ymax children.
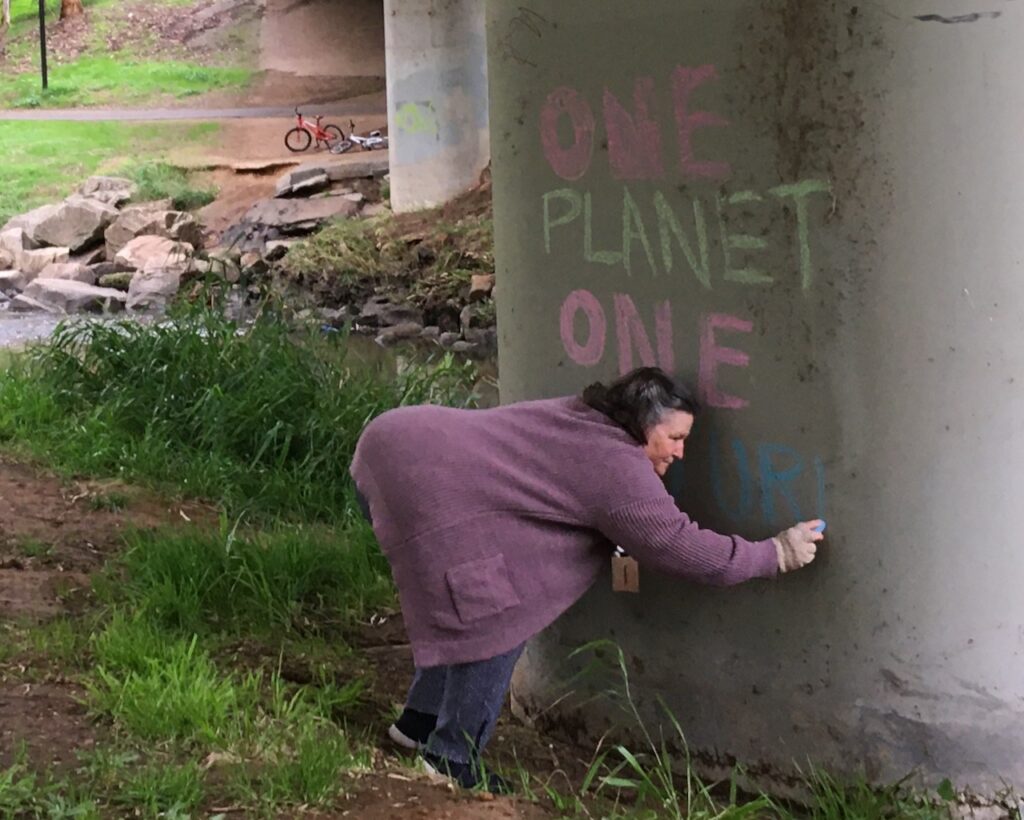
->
<box><xmin>0</xmin><ymin>97</ymin><xmax>385</xmax><ymax>121</ymax></box>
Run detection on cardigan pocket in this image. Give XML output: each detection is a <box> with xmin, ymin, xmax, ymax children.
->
<box><xmin>445</xmin><ymin>554</ymin><xmax>521</xmax><ymax>624</ymax></box>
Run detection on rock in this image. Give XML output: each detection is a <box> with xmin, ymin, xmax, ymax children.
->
<box><xmin>0</xmin><ymin>228</ymin><xmax>35</xmax><ymax>257</ymax></box>
<box><xmin>22</xmin><ymin>279</ymin><xmax>126</xmax><ymax>313</ymax></box>
<box><xmin>309</xmin><ymin>155</ymin><xmax>389</xmax><ymax>182</ymax></box>
<box><xmin>438</xmin><ymin>331</ymin><xmax>461</xmax><ymax>350</ymax></box>
<box><xmin>243</xmin><ymin>197</ymin><xmax>359</xmax><ymax>233</ymax></box>
<box><xmin>420</xmin><ymin>325</ymin><xmax>441</xmax><ymax>341</ymax></box>
<box><xmin>72</xmin><ymin>246</ymin><xmax>107</xmax><ymax>266</ymax></box>
<box><xmin>238</xmin><ymin>252</ymin><xmax>267</xmax><ymax>280</ymax></box>
<box><xmin>205</xmin><ymin>256</ymin><xmax>241</xmax><ymax>283</ymax></box>
<box><xmin>215</xmin><ymin>223</ymin><xmax>274</xmax><ymax>255</ymax></box>
<box><xmin>88</xmin><ymin>261</ymin><xmax>133</xmax><ymax>278</ymax></box>
<box><xmin>275</xmin><ymin>167</ymin><xmax>330</xmax><ymax>198</ymax></box>
<box><xmin>464</xmin><ymin>327</ymin><xmax>498</xmax><ymax>352</ymax></box>
<box><xmin>9</xmin><ymin>294</ymin><xmax>61</xmax><ymax>313</ymax></box>
<box><xmin>318</xmin><ymin>307</ymin><xmax>352</xmax><ymax>329</ymax></box>
<box><xmin>114</xmin><ymin>236</ymin><xmax>193</xmax><ymax>272</ymax></box>
<box><xmin>207</xmin><ymin>246</ymin><xmax>242</xmax><ymax>264</ymax></box>
<box><xmin>0</xmin><ymin>249</ymin><xmax>11</xmax><ymax>269</ymax></box>
<box><xmin>38</xmin><ymin>262</ymin><xmax>94</xmax><ymax>284</ymax></box>
<box><xmin>356</xmin><ymin>296</ymin><xmax>423</xmax><ymax>329</ymax></box>
<box><xmin>105</xmin><ymin>209</ymin><xmax>202</xmax><ymax>259</ymax></box>
<box><xmin>362</xmin><ymin>202</ymin><xmax>391</xmax><ymax>218</ymax></box>
<box><xmin>264</xmin><ymin>240</ymin><xmax>295</xmax><ymax>261</ymax></box>
<box><xmin>0</xmin><ymin>270</ymin><xmax>28</xmax><ymax>294</ymax></box>
<box><xmin>375</xmin><ymin>321</ymin><xmax>425</xmax><ymax>347</ymax></box>
<box><xmin>77</xmin><ymin>176</ymin><xmax>136</xmax><ymax>207</ymax></box>
<box><xmin>451</xmin><ymin>340</ymin><xmax>479</xmax><ymax>355</ymax></box>
<box><xmin>16</xmin><ymin>246</ymin><xmax>70</xmax><ymax>277</ymax></box>
<box><xmin>33</xmin><ymin>195</ymin><xmax>117</xmax><ymax>254</ymax></box>
<box><xmin>97</xmin><ymin>272</ymin><xmax>133</xmax><ymax>291</ymax></box>
<box><xmin>469</xmin><ymin>273</ymin><xmax>495</xmax><ymax>301</ymax></box>
<box><xmin>2</xmin><ymin>204</ymin><xmax>59</xmax><ymax>244</ymax></box>
<box><xmin>342</xmin><ymin>192</ymin><xmax>365</xmax><ymax>205</ymax></box>
<box><xmin>126</xmin><ymin>264</ymin><xmax>183</xmax><ymax>312</ymax></box>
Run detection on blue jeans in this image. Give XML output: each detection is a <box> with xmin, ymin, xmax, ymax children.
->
<box><xmin>406</xmin><ymin>643</ymin><xmax>525</xmax><ymax>764</ymax></box>
<box><xmin>355</xmin><ymin>486</ymin><xmax>524</xmax><ymax>763</ymax></box>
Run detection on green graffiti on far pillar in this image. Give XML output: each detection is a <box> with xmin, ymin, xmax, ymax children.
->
<box><xmin>395</xmin><ymin>101</ymin><xmax>440</xmax><ymax>138</ymax></box>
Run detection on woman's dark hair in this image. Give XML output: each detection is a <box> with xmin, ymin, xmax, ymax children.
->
<box><xmin>581</xmin><ymin>367</ymin><xmax>700</xmax><ymax>444</ymax></box>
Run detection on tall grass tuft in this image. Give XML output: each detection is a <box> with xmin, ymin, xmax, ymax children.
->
<box><xmin>0</xmin><ymin>304</ymin><xmax>477</xmax><ymax>522</ymax></box>
<box><xmin>97</xmin><ymin>522</ymin><xmax>394</xmax><ymax>635</ymax></box>
<box><xmin>124</xmin><ymin>161</ymin><xmax>217</xmax><ymax>211</ymax></box>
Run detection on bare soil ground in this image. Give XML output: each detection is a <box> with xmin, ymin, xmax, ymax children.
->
<box><xmin>0</xmin><ymin>457</ymin><xmax>573</xmax><ymax>817</ymax></box>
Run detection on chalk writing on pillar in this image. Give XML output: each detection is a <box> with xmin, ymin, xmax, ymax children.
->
<box><xmin>395</xmin><ymin>101</ymin><xmax>440</xmax><ymax>137</ymax></box>
<box><xmin>540</xmin><ymin>63</ymin><xmax>833</xmax><ymax>527</ymax></box>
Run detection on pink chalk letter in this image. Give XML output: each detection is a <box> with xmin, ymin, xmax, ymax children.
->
<box><xmin>603</xmin><ymin>77</ymin><xmax>665</xmax><ymax>180</ymax></box>
<box><xmin>614</xmin><ymin>294</ymin><xmax>674</xmax><ymax>376</ymax></box>
<box><xmin>560</xmin><ymin>289</ymin><xmax>606</xmax><ymax>366</ymax></box>
<box><xmin>540</xmin><ymin>87</ymin><xmax>596</xmax><ymax>181</ymax></box>
<box><xmin>672</xmin><ymin>65</ymin><xmax>731</xmax><ymax>180</ymax></box>
<box><xmin>699</xmin><ymin>313</ymin><xmax>752</xmax><ymax>409</ymax></box>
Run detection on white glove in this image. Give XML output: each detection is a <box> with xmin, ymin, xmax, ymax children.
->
<box><xmin>773</xmin><ymin>520</ymin><xmax>825</xmax><ymax>573</ymax></box>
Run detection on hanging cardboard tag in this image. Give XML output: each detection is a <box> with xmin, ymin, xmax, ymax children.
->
<box><xmin>612</xmin><ymin>555</ymin><xmax>640</xmax><ymax>593</ymax></box>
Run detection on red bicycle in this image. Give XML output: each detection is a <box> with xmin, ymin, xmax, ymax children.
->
<box><xmin>284</xmin><ymin>107</ymin><xmax>345</xmax><ymax>152</ymax></box>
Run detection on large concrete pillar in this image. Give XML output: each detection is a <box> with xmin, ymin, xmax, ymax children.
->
<box><xmin>384</xmin><ymin>0</ymin><xmax>490</xmax><ymax>213</ymax></box>
<box><xmin>488</xmin><ymin>0</ymin><xmax>1024</xmax><ymax>795</ymax></box>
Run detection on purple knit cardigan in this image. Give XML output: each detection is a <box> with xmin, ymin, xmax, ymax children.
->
<box><xmin>350</xmin><ymin>396</ymin><xmax>778</xmax><ymax>667</ymax></box>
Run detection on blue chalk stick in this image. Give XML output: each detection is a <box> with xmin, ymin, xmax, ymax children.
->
<box><xmin>813</xmin><ymin>521</ymin><xmax>827</xmax><ymax>533</ymax></box>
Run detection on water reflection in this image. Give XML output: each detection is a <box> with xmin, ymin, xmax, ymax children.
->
<box><xmin>342</xmin><ymin>332</ymin><xmax>499</xmax><ymax>408</ymax></box>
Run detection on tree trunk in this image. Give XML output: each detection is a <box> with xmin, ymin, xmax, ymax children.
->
<box><xmin>1</xmin><ymin>0</ymin><xmax>11</xmax><ymax>28</ymax></box>
<box><xmin>59</xmin><ymin>0</ymin><xmax>84</xmax><ymax>20</ymax></box>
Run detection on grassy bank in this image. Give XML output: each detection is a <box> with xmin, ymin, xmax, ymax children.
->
<box><xmin>0</xmin><ymin>303</ymin><xmax>477</xmax><ymax>521</ymax></box>
<box><xmin>3</xmin><ymin>57</ymin><xmax>251</xmax><ymax>109</ymax></box>
<box><xmin>0</xmin><ymin>307</ymin><xmax>477</xmax><ymax>815</ymax></box>
<box><xmin>0</xmin><ymin>121</ymin><xmax>219</xmax><ymax>225</ymax></box>
<box><xmin>0</xmin><ymin>0</ymin><xmax>252</xmax><ymax>108</ymax></box>
<box><xmin>0</xmin><ymin>309</ymin><xmax>965</xmax><ymax>816</ymax></box>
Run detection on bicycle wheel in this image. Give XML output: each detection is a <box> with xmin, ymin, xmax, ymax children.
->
<box><xmin>320</xmin><ymin>124</ymin><xmax>344</xmax><ymax>148</ymax></box>
<box><xmin>329</xmin><ymin>139</ymin><xmax>354</xmax><ymax>155</ymax></box>
<box><xmin>284</xmin><ymin>127</ymin><xmax>312</xmax><ymax>152</ymax></box>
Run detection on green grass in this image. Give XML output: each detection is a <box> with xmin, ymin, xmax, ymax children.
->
<box><xmin>3</xmin><ymin>56</ymin><xmax>251</xmax><ymax>109</ymax></box>
<box><xmin>0</xmin><ymin>120</ymin><xmax>218</xmax><ymax>226</ymax></box>
<box><xmin>98</xmin><ymin>523</ymin><xmax>394</xmax><ymax>636</ymax></box>
<box><xmin>507</xmin><ymin>641</ymin><xmax>958</xmax><ymax>819</ymax></box>
<box><xmin>0</xmin><ymin>303</ymin><xmax>477</xmax><ymax>522</ymax></box>
<box><xmin>6</xmin><ymin>0</ymin><xmax>112</xmax><ymax>27</ymax></box>
<box><xmin>122</xmin><ymin>160</ymin><xmax>217</xmax><ymax>210</ymax></box>
<box><xmin>15</xmin><ymin>537</ymin><xmax>53</xmax><ymax>559</ymax></box>
<box><xmin>0</xmin><ymin>291</ymin><xmax>478</xmax><ymax>812</ymax></box>
<box><xmin>89</xmin><ymin>629</ymin><xmax>246</xmax><ymax>744</ymax></box>
<box><xmin>281</xmin><ymin>210</ymin><xmax>495</xmax><ymax>307</ymax></box>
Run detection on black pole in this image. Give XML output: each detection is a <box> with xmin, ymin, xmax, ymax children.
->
<box><xmin>38</xmin><ymin>0</ymin><xmax>47</xmax><ymax>90</ymax></box>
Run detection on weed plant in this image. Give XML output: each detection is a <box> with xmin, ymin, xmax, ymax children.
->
<box><xmin>518</xmin><ymin>641</ymin><xmax>957</xmax><ymax>819</ymax></box>
<box><xmin>0</xmin><ymin>302</ymin><xmax>477</xmax><ymax>522</ymax></box>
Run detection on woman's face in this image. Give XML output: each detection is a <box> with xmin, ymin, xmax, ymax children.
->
<box><xmin>643</xmin><ymin>410</ymin><xmax>695</xmax><ymax>476</ymax></box>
